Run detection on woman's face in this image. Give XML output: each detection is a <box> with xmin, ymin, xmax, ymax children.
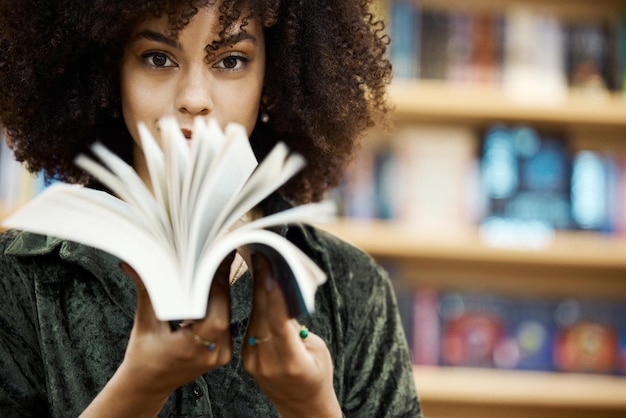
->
<box><xmin>119</xmin><ymin>6</ymin><xmax>266</xmax><ymax>181</ymax></box>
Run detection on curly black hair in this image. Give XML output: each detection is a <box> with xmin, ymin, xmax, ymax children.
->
<box><xmin>0</xmin><ymin>0</ymin><xmax>391</xmax><ymax>204</ymax></box>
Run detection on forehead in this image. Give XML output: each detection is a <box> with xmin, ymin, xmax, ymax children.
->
<box><xmin>132</xmin><ymin>5</ymin><xmax>262</xmax><ymax>42</ymax></box>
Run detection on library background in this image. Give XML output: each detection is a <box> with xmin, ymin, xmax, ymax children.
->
<box><xmin>1</xmin><ymin>0</ymin><xmax>626</xmax><ymax>417</ymax></box>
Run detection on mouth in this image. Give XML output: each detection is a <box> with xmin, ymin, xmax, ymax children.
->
<box><xmin>181</xmin><ymin>128</ymin><xmax>192</xmax><ymax>140</ymax></box>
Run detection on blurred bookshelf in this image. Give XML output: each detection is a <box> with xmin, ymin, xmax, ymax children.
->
<box><xmin>320</xmin><ymin>219</ymin><xmax>626</xmax><ymax>272</ymax></box>
<box><xmin>330</xmin><ymin>0</ymin><xmax>626</xmax><ymax>416</ymax></box>
<box><xmin>2</xmin><ymin>0</ymin><xmax>626</xmax><ymax>416</ymax></box>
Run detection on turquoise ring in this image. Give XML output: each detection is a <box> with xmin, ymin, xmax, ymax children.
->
<box><xmin>248</xmin><ymin>336</ymin><xmax>272</xmax><ymax>346</ymax></box>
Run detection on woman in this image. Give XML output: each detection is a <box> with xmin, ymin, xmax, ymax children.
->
<box><xmin>0</xmin><ymin>0</ymin><xmax>422</xmax><ymax>416</ymax></box>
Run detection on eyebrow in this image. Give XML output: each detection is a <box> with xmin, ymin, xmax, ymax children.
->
<box><xmin>132</xmin><ymin>29</ymin><xmax>257</xmax><ymax>51</ymax></box>
<box><xmin>133</xmin><ymin>30</ymin><xmax>180</xmax><ymax>49</ymax></box>
<box><xmin>220</xmin><ymin>30</ymin><xmax>258</xmax><ymax>46</ymax></box>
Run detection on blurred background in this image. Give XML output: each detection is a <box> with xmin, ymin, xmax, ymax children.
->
<box><xmin>327</xmin><ymin>0</ymin><xmax>626</xmax><ymax>417</ymax></box>
<box><xmin>1</xmin><ymin>0</ymin><xmax>626</xmax><ymax>417</ymax></box>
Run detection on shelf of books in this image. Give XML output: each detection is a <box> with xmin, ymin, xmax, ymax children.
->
<box><xmin>345</xmin><ymin>0</ymin><xmax>626</xmax><ymax>416</ymax></box>
<box><xmin>319</xmin><ymin>219</ymin><xmax>626</xmax><ymax>417</ymax></box>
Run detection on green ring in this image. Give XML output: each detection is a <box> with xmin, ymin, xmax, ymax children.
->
<box><xmin>299</xmin><ymin>328</ymin><xmax>309</xmax><ymax>339</ymax></box>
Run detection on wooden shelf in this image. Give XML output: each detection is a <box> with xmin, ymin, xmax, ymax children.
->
<box><xmin>319</xmin><ymin>219</ymin><xmax>626</xmax><ymax>269</ymax></box>
<box><xmin>318</xmin><ymin>219</ymin><xmax>626</xmax><ymax>299</ymax></box>
<box><xmin>389</xmin><ymin>80</ymin><xmax>626</xmax><ymax>129</ymax></box>
<box><xmin>412</xmin><ymin>366</ymin><xmax>626</xmax><ymax>417</ymax></box>
<box><xmin>418</xmin><ymin>0</ymin><xmax>623</xmax><ymax>22</ymax></box>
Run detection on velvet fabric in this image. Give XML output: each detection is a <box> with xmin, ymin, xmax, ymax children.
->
<box><xmin>0</xmin><ymin>206</ymin><xmax>422</xmax><ymax>417</ymax></box>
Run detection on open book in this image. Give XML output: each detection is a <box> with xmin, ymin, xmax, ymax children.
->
<box><xmin>2</xmin><ymin>118</ymin><xmax>335</xmax><ymax>320</ymax></box>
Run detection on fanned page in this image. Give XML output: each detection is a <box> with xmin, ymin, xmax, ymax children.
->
<box><xmin>2</xmin><ymin>117</ymin><xmax>335</xmax><ymax>320</ymax></box>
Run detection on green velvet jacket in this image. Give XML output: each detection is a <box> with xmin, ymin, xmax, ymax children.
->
<box><xmin>0</xmin><ymin>219</ymin><xmax>422</xmax><ymax>417</ymax></box>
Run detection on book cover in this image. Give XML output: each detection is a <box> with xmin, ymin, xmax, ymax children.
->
<box><xmin>419</xmin><ymin>9</ymin><xmax>449</xmax><ymax>80</ymax></box>
<box><xmin>480</xmin><ymin>125</ymin><xmax>572</xmax><ymax>230</ymax></box>
<box><xmin>566</xmin><ymin>22</ymin><xmax>611</xmax><ymax>93</ymax></box>
<box><xmin>502</xmin><ymin>7</ymin><xmax>568</xmax><ymax>104</ymax></box>
<box><xmin>494</xmin><ymin>296</ymin><xmax>555</xmax><ymax>372</ymax></box>
<box><xmin>570</xmin><ymin>150</ymin><xmax>613</xmax><ymax>231</ymax></box>
<box><xmin>390</xmin><ymin>124</ymin><xmax>478</xmax><ymax>234</ymax></box>
<box><xmin>338</xmin><ymin>144</ymin><xmax>378</xmax><ymax>219</ymax></box>
<box><xmin>389</xmin><ymin>0</ymin><xmax>421</xmax><ymax>79</ymax></box>
<box><xmin>411</xmin><ymin>286</ymin><xmax>439</xmax><ymax>366</ymax></box>
<box><xmin>445</xmin><ymin>11</ymin><xmax>473</xmax><ymax>83</ymax></box>
<box><xmin>439</xmin><ymin>291</ymin><xmax>506</xmax><ymax>368</ymax></box>
<box><xmin>553</xmin><ymin>298</ymin><xmax>620</xmax><ymax>374</ymax></box>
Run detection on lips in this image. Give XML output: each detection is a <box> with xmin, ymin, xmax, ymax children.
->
<box><xmin>181</xmin><ymin>128</ymin><xmax>192</xmax><ymax>139</ymax></box>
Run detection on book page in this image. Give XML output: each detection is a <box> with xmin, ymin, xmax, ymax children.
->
<box><xmin>2</xmin><ymin>184</ymin><xmax>189</xmax><ymax>319</ymax></box>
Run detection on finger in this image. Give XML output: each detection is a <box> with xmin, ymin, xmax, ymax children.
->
<box><xmin>248</xmin><ymin>254</ymin><xmax>274</xmax><ymax>335</ymax></box>
<box><xmin>253</xmin><ymin>255</ymin><xmax>299</xmax><ymax>342</ymax></box>
<box><xmin>207</xmin><ymin>251</ymin><xmax>234</xmax><ymax>316</ymax></box>
<box><xmin>242</xmin><ymin>254</ymin><xmax>274</xmax><ymax>361</ymax></box>
<box><xmin>193</xmin><ymin>252</ymin><xmax>234</xmax><ymax>352</ymax></box>
<box><xmin>255</xmin><ymin>259</ymin><xmax>314</xmax><ymax>361</ymax></box>
<box><xmin>120</xmin><ymin>261</ymin><xmax>160</xmax><ymax>331</ymax></box>
<box><xmin>181</xmin><ymin>322</ymin><xmax>232</xmax><ymax>366</ymax></box>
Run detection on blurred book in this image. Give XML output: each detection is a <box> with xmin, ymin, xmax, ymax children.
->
<box><xmin>494</xmin><ymin>297</ymin><xmax>555</xmax><ymax>371</ymax></box>
<box><xmin>439</xmin><ymin>291</ymin><xmax>506</xmax><ymax>369</ymax></box>
<box><xmin>566</xmin><ymin>22</ymin><xmax>611</xmax><ymax>94</ymax></box>
<box><xmin>501</xmin><ymin>7</ymin><xmax>568</xmax><ymax>103</ymax></box>
<box><xmin>419</xmin><ymin>9</ymin><xmax>449</xmax><ymax>80</ymax></box>
<box><xmin>389</xmin><ymin>0</ymin><xmax>421</xmax><ymax>79</ymax></box>
<box><xmin>570</xmin><ymin>150</ymin><xmax>614</xmax><ymax>232</ymax></box>
<box><xmin>390</xmin><ymin>125</ymin><xmax>478</xmax><ymax>233</ymax></box>
<box><xmin>480</xmin><ymin>125</ymin><xmax>571</xmax><ymax>231</ymax></box>
<box><xmin>553</xmin><ymin>298</ymin><xmax>621</xmax><ymax>374</ymax></box>
<box><xmin>412</xmin><ymin>286</ymin><xmax>440</xmax><ymax>366</ymax></box>
<box><xmin>410</xmin><ymin>287</ymin><xmax>625</xmax><ymax>375</ymax></box>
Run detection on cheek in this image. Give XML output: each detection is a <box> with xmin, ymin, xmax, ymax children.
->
<box><xmin>242</xmin><ymin>100</ymin><xmax>261</xmax><ymax>135</ymax></box>
<box><xmin>121</xmin><ymin>77</ymin><xmax>169</xmax><ymax>145</ymax></box>
<box><xmin>218</xmin><ymin>86</ymin><xmax>262</xmax><ymax>135</ymax></box>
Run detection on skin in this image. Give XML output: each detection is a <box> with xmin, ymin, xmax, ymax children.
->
<box><xmin>80</xmin><ymin>6</ymin><xmax>342</xmax><ymax>418</ymax></box>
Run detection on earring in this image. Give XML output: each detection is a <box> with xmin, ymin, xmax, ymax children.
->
<box><xmin>259</xmin><ymin>93</ymin><xmax>273</xmax><ymax>124</ymax></box>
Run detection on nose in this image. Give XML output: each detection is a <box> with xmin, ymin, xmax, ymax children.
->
<box><xmin>175</xmin><ymin>65</ymin><xmax>213</xmax><ymax>117</ymax></box>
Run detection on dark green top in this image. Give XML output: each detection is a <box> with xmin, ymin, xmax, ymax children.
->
<box><xmin>0</xmin><ymin>221</ymin><xmax>422</xmax><ymax>417</ymax></box>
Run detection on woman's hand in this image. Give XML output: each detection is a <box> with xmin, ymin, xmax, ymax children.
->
<box><xmin>80</xmin><ymin>254</ymin><xmax>235</xmax><ymax>418</ymax></box>
<box><xmin>242</xmin><ymin>255</ymin><xmax>342</xmax><ymax>418</ymax></box>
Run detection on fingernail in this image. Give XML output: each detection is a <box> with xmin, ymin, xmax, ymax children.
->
<box><xmin>265</xmin><ymin>270</ymin><xmax>276</xmax><ymax>292</ymax></box>
<box><xmin>253</xmin><ymin>254</ymin><xmax>276</xmax><ymax>292</ymax></box>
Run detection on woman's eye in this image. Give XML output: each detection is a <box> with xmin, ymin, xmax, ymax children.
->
<box><xmin>214</xmin><ymin>55</ymin><xmax>249</xmax><ymax>71</ymax></box>
<box><xmin>143</xmin><ymin>52</ymin><xmax>175</xmax><ymax>68</ymax></box>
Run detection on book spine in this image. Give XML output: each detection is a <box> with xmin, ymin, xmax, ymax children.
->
<box><xmin>389</xmin><ymin>0</ymin><xmax>420</xmax><ymax>79</ymax></box>
<box><xmin>419</xmin><ymin>9</ymin><xmax>449</xmax><ymax>80</ymax></box>
<box><xmin>412</xmin><ymin>286</ymin><xmax>439</xmax><ymax>366</ymax></box>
